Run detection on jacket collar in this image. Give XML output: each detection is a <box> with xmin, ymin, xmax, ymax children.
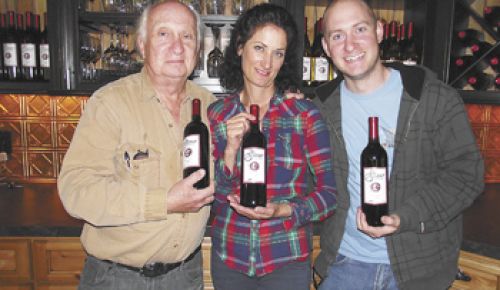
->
<box><xmin>316</xmin><ymin>62</ymin><xmax>427</xmax><ymax>102</ymax></box>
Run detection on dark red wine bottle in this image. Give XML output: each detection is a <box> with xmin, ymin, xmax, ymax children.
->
<box><xmin>456</xmin><ymin>29</ymin><xmax>484</xmax><ymax>47</ymax></box>
<box><xmin>21</xmin><ymin>11</ymin><xmax>38</xmax><ymax>80</ymax></box>
<box><xmin>361</xmin><ymin>117</ymin><xmax>388</xmax><ymax>227</ymax></box>
<box><xmin>384</xmin><ymin>21</ymin><xmax>400</xmax><ymax>62</ymax></box>
<box><xmin>183</xmin><ymin>98</ymin><xmax>209</xmax><ymax>189</ymax></box>
<box><xmin>380</xmin><ymin>22</ymin><xmax>389</xmax><ymax>61</ymax></box>
<box><xmin>495</xmin><ymin>74</ymin><xmax>500</xmax><ymax>89</ymax></box>
<box><xmin>401</xmin><ymin>22</ymin><xmax>419</xmax><ymax>65</ymax></box>
<box><xmin>240</xmin><ymin>104</ymin><xmax>267</xmax><ymax>208</ymax></box>
<box><xmin>38</xmin><ymin>12</ymin><xmax>50</xmax><ymax>81</ymax></box>
<box><xmin>3</xmin><ymin>11</ymin><xmax>20</xmax><ymax>80</ymax></box>
<box><xmin>467</xmin><ymin>72</ymin><xmax>494</xmax><ymax>90</ymax></box>
<box><xmin>484</xmin><ymin>6</ymin><xmax>500</xmax><ymax>32</ymax></box>
<box><xmin>0</xmin><ymin>13</ymin><xmax>6</xmax><ymax>80</ymax></box>
<box><xmin>490</xmin><ymin>56</ymin><xmax>499</xmax><ymax>73</ymax></box>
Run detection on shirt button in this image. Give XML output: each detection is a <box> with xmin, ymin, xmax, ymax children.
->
<box><xmin>173</xmin><ymin>244</ymin><xmax>178</xmax><ymax>248</ymax></box>
<box><xmin>168</xmin><ymin>124</ymin><xmax>173</xmax><ymax>128</ymax></box>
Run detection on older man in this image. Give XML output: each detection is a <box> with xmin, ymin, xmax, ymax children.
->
<box><xmin>58</xmin><ymin>2</ymin><xmax>215</xmax><ymax>289</ymax></box>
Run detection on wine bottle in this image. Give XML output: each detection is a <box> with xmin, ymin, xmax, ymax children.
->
<box><xmin>380</xmin><ymin>21</ymin><xmax>389</xmax><ymax>61</ymax></box>
<box><xmin>303</xmin><ymin>17</ymin><xmax>312</xmax><ymax>87</ymax></box>
<box><xmin>495</xmin><ymin>74</ymin><xmax>500</xmax><ymax>89</ymax></box>
<box><xmin>470</xmin><ymin>41</ymin><xmax>500</xmax><ymax>61</ymax></box>
<box><xmin>311</xmin><ymin>18</ymin><xmax>329</xmax><ymax>85</ymax></box>
<box><xmin>467</xmin><ymin>72</ymin><xmax>494</xmax><ymax>90</ymax></box>
<box><xmin>398</xmin><ymin>23</ymin><xmax>406</xmax><ymax>60</ymax></box>
<box><xmin>401</xmin><ymin>22</ymin><xmax>419</xmax><ymax>65</ymax></box>
<box><xmin>38</xmin><ymin>12</ymin><xmax>50</xmax><ymax>81</ymax></box>
<box><xmin>456</xmin><ymin>29</ymin><xmax>484</xmax><ymax>47</ymax></box>
<box><xmin>490</xmin><ymin>55</ymin><xmax>499</xmax><ymax>73</ymax></box>
<box><xmin>449</xmin><ymin>57</ymin><xmax>472</xmax><ymax>89</ymax></box>
<box><xmin>183</xmin><ymin>98</ymin><xmax>209</xmax><ymax>189</ymax></box>
<box><xmin>240</xmin><ymin>104</ymin><xmax>267</xmax><ymax>208</ymax></box>
<box><xmin>484</xmin><ymin>6</ymin><xmax>500</xmax><ymax>32</ymax></box>
<box><xmin>0</xmin><ymin>13</ymin><xmax>6</xmax><ymax>80</ymax></box>
<box><xmin>21</xmin><ymin>12</ymin><xmax>38</xmax><ymax>80</ymax></box>
<box><xmin>3</xmin><ymin>11</ymin><xmax>20</xmax><ymax>81</ymax></box>
<box><xmin>361</xmin><ymin>117</ymin><xmax>388</xmax><ymax>227</ymax></box>
<box><xmin>384</xmin><ymin>21</ymin><xmax>400</xmax><ymax>62</ymax></box>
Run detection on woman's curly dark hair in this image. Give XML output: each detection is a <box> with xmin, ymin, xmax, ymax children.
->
<box><xmin>219</xmin><ymin>3</ymin><xmax>300</xmax><ymax>93</ymax></box>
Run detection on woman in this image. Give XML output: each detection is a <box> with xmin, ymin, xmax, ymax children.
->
<box><xmin>207</xmin><ymin>4</ymin><xmax>337</xmax><ymax>290</ymax></box>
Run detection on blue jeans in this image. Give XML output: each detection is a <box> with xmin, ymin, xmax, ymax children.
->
<box><xmin>78</xmin><ymin>252</ymin><xmax>203</xmax><ymax>290</ymax></box>
<box><xmin>211</xmin><ymin>248</ymin><xmax>311</xmax><ymax>290</ymax></box>
<box><xmin>318</xmin><ymin>254</ymin><xmax>399</xmax><ymax>290</ymax></box>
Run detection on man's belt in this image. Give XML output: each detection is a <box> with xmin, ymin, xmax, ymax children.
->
<box><xmin>101</xmin><ymin>245</ymin><xmax>201</xmax><ymax>278</ymax></box>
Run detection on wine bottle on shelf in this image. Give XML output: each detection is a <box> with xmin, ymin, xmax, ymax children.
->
<box><xmin>401</xmin><ymin>22</ymin><xmax>419</xmax><ymax>65</ymax></box>
<box><xmin>303</xmin><ymin>17</ymin><xmax>312</xmax><ymax>87</ymax></box>
<box><xmin>467</xmin><ymin>72</ymin><xmax>494</xmax><ymax>90</ymax></box>
<box><xmin>490</xmin><ymin>55</ymin><xmax>499</xmax><ymax>73</ymax></box>
<box><xmin>484</xmin><ymin>6</ymin><xmax>500</xmax><ymax>32</ymax></box>
<box><xmin>456</xmin><ymin>29</ymin><xmax>484</xmax><ymax>47</ymax></box>
<box><xmin>495</xmin><ymin>74</ymin><xmax>500</xmax><ymax>89</ymax></box>
<box><xmin>240</xmin><ymin>104</ymin><xmax>267</xmax><ymax>208</ymax></box>
<box><xmin>384</xmin><ymin>21</ymin><xmax>400</xmax><ymax>62</ymax></box>
<box><xmin>3</xmin><ymin>11</ymin><xmax>21</xmax><ymax>81</ymax></box>
<box><xmin>470</xmin><ymin>41</ymin><xmax>500</xmax><ymax>62</ymax></box>
<box><xmin>38</xmin><ymin>12</ymin><xmax>50</xmax><ymax>81</ymax></box>
<box><xmin>0</xmin><ymin>13</ymin><xmax>6</xmax><ymax>80</ymax></box>
<box><xmin>449</xmin><ymin>55</ymin><xmax>488</xmax><ymax>89</ymax></box>
<box><xmin>311</xmin><ymin>18</ymin><xmax>329</xmax><ymax>86</ymax></box>
<box><xmin>380</xmin><ymin>21</ymin><xmax>389</xmax><ymax>61</ymax></box>
<box><xmin>361</xmin><ymin>116</ymin><xmax>388</xmax><ymax>227</ymax></box>
<box><xmin>21</xmin><ymin>12</ymin><xmax>38</xmax><ymax>81</ymax></box>
<box><xmin>183</xmin><ymin>98</ymin><xmax>209</xmax><ymax>189</ymax></box>
<box><xmin>398</xmin><ymin>23</ymin><xmax>406</xmax><ymax>60</ymax></box>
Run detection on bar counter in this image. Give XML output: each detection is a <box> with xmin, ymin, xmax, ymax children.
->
<box><xmin>1</xmin><ymin>183</ymin><xmax>499</xmax><ymax>260</ymax></box>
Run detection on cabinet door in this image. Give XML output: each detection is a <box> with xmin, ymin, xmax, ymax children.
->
<box><xmin>32</xmin><ymin>239</ymin><xmax>85</xmax><ymax>285</ymax></box>
<box><xmin>0</xmin><ymin>239</ymin><xmax>31</xmax><ymax>283</ymax></box>
<box><xmin>0</xmin><ymin>286</ymin><xmax>32</xmax><ymax>290</ymax></box>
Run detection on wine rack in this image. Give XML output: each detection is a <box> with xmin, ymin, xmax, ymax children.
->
<box><xmin>449</xmin><ymin>0</ymin><xmax>500</xmax><ymax>103</ymax></box>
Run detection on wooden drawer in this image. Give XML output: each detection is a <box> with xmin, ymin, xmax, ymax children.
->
<box><xmin>37</xmin><ymin>286</ymin><xmax>78</xmax><ymax>290</ymax></box>
<box><xmin>32</xmin><ymin>239</ymin><xmax>85</xmax><ymax>285</ymax></box>
<box><xmin>0</xmin><ymin>239</ymin><xmax>32</xmax><ymax>283</ymax></box>
<box><xmin>0</xmin><ymin>285</ymin><xmax>32</xmax><ymax>290</ymax></box>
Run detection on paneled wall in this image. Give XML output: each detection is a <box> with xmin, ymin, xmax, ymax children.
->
<box><xmin>0</xmin><ymin>94</ymin><xmax>88</xmax><ymax>183</ymax></box>
<box><xmin>0</xmin><ymin>94</ymin><xmax>498</xmax><ymax>183</ymax></box>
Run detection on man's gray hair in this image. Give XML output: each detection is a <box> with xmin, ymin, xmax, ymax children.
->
<box><xmin>135</xmin><ymin>1</ymin><xmax>202</xmax><ymax>56</ymax></box>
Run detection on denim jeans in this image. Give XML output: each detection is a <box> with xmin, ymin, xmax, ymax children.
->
<box><xmin>211</xmin><ymin>247</ymin><xmax>312</xmax><ymax>290</ymax></box>
<box><xmin>78</xmin><ymin>252</ymin><xmax>203</xmax><ymax>290</ymax></box>
<box><xmin>318</xmin><ymin>254</ymin><xmax>399</xmax><ymax>290</ymax></box>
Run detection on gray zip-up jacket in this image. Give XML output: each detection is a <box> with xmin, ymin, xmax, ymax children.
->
<box><xmin>313</xmin><ymin>63</ymin><xmax>484</xmax><ymax>290</ymax></box>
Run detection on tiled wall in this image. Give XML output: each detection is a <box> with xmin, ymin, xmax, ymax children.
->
<box><xmin>467</xmin><ymin>104</ymin><xmax>500</xmax><ymax>183</ymax></box>
<box><xmin>0</xmin><ymin>94</ymin><xmax>88</xmax><ymax>183</ymax></box>
<box><xmin>0</xmin><ymin>94</ymin><xmax>499</xmax><ymax>183</ymax></box>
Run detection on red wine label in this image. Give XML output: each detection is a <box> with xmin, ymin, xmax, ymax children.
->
<box><xmin>303</xmin><ymin>57</ymin><xmax>311</xmax><ymax>81</ymax></box>
<box><xmin>3</xmin><ymin>43</ymin><xmax>18</xmax><ymax>66</ymax></box>
<box><xmin>242</xmin><ymin>147</ymin><xmax>265</xmax><ymax>184</ymax></box>
<box><xmin>21</xmin><ymin>43</ymin><xmax>36</xmax><ymax>67</ymax></box>
<box><xmin>40</xmin><ymin>44</ymin><xmax>50</xmax><ymax>68</ymax></box>
<box><xmin>183</xmin><ymin>134</ymin><xmax>200</xmax><ymax>169</ymax></box>
<box><xmin>363</xmin><ymin>167</ymin><xmax>387</xmax><ymax>205</ymax></box>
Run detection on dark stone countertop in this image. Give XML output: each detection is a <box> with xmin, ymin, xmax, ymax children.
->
<box><xmin>1</xmin><ymin>183</ymin><xmax>499</xmax><ymax>260</ymax></box>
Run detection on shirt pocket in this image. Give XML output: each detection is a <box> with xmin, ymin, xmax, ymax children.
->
<box><xmin>114</xmin><ymin>143</ymin><xmax>161</xmax><ymax>189</ymax></box>
<box><xmin>274</xmin><ymin>132</ymin><xmax>304</xmax><ymax>171</ymax></box>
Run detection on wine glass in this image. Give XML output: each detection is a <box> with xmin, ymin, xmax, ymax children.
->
<box><xmin>207</xmin><ymin>24</ymin><xmax>224</xmax><ymax>78</ymax></box>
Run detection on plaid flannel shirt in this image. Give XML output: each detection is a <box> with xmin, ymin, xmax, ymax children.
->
<box><xmin>208</xmin><ymin>92</ymin><xmax>337</xmax><ymax>277</ymax></box>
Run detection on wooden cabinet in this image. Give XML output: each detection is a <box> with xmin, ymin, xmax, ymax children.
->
<box><xmin>1</xmin><ymin>236</ymin><xmax>499</xmax><ymax>290</ymax></box>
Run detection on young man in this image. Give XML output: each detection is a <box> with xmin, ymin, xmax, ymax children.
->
<box><xmin>313</xmin><ymin>0</ymin><xmax>484</xmax><ymax>289</ymax></box>
<box><xmin>58</xmin><ymin>2</ymin><xmax>215</xmax><ymax>289</ymax></box>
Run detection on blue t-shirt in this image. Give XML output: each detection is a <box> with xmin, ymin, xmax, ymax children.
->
<box><xmin>338</xmin><ymin>68</ymin><xmax>402</xmax><ymax>264</ymax></box>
